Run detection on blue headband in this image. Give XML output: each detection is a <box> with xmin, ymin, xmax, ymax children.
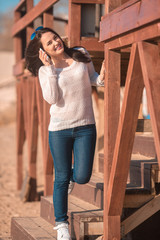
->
<box><xmin>30</xmin><ymin>26</ymin><xmax>43</xmax><ymax>40</ymax></box>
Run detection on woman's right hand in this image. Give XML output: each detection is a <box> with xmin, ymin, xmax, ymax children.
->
<box><xmin>39</xmin><ymin>48</ymin><xmax>52</xmax><ymax>66</ymax></box>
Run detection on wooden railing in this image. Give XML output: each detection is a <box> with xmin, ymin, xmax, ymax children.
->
<box><xmin>12</xmin><ymin>0</ymin><xmax>105</xmax><ymax>200</ymax></box>
<box><xmin>100</xmin><ymin>0</ymin><xmax>160</xmax><ymax>239</ymax></box>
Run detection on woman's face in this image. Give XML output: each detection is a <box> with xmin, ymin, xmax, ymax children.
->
<box><xmin>40</xmin><ymin>31</ymin><xmax>64</xmax><ymax>58</ymax></box>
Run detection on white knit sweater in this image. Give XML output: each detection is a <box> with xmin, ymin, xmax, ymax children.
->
<box><xmin>38</xmin><ymin>49</ymin><xmax>104</xmax><ymax>131</ymax></box>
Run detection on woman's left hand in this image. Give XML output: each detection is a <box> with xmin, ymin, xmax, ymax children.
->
<box><xmin>99</xmin><ymin>60</ymin><xmax>105</xmax><ymax>81</ymax></box>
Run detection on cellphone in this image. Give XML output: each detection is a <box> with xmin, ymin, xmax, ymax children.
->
<box><xmin>40</xmin><ymin>48</ymin><xmax>50</xmax><ymax>61</ymax></box>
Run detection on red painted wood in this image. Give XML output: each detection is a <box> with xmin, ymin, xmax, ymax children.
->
<box><xmin>68</xmin><ymin>0</ymin><xmax>81</xmax><ymax>47</ymax></box>
<box><xmin>105</xmin><ymin>22</ymin><xmax>160</xmax><ymax>50</ymax></box>
<box><xmin>103</xmin><ymin>45</ymin><xmax>120</xmax><ymax>240</ymax></box>
<box><xmin>100</xmin><ymin>0</ymin><xmax>160</xmax><ymax>42</ymax></box>
<box><xmin>12</xmin><ymin>0</ymin><xmax>58</xmax><ymax>36</ymax></box>
<box><xmin>13</xmin><ymin>59</ymin><xmax>25</xmax><ymax>76</ymax></box>
<box><xmin>80</xmin><ymin>38</ymin><xmax>104</xmax><ymax>51</ymax></box>
<box><xmin>26</xmin><ymin>0</ymin><xmax>34</xmax><ymax>44</ymax></box>
<box><xmin>16</xmin><ymin>78</ymin><xmax>26</xmax><ymax>190</ymax></box>
<box><xmin>107</xmin><ymin>43</ymin><xmax>144</xmax><ymax>217</ymax></box>
<box><xmin>138</xmin><ymin>41</ymin><xmax>160</xmax><ymax>165</ymax></box>
<box><xmin>43</xmin><ymin>9</ymin><xmax>54</xmax><ymax>196</ymax></box>
<box><xmin>28</xmin><ymin>79</ymin><xmax>38</xmax><ymax>179</ymax></box>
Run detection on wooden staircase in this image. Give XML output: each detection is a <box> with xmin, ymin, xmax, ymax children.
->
<box><xmin>11</xmin><ymin>132</ymin><xmax>160</xmax><ymax>240</ymax></box>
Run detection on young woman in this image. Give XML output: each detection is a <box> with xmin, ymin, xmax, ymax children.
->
<box><xmin>25</xmin><ymin>26</ymin><xmax>105</xmax><ymax>240</ymax></box>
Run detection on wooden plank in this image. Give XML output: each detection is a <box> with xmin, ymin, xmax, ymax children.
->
<box><xmin>107</xmin><ymin>43</ymin><xmax>144</xmax><ymax>216</ymax></box>
<box><xmin>138</xmin><ymin>41</ymin><xmax>160</xmax><ymax>168</ymax></box>
<box><xmin>43</xmin><ymin>10</ymin><xmax>54</xmax><ymax>196</ymax></box>
<box><xmin>13</xmin><ymin>59</ymin><xmax>25</xmax><ymax>76</ymax></box>
<box><xmin>124</xmin><ymin>194</ymin><xmax>153</xmax><ymax>208</ymax></box>
<box><xmin>121</xmin><ymin>195</ymin><xmax>160</xmax><ymax>236</ymax></box>
<box><xmin>105</xmin><ymin>22</ymin><xmax>160</xmax><ymax>50</ymax></box>
<box><xmin>72</xmin><ymin>0</ymin><xmax>104</xmax><ymax>3</ymax></box>
<box><xmin>35</xmin><ymin>78</ymin><xmax>44</xmax><ymax>141</ymax></box>
<box><xmin>100</xmin><ymin>0</ymin><xmax>160</xmax><ymax>42</ymax></box>
<box><xmin>28</xmin><ymin>79</ymin><xmax>38</xmax><ymax>179</ymax></box>
<box><xmin>68</xmin><ymin>0</ymin><xmax>81</xmax><ymax>47</ymax></box>
<box><xmin>16</xmin><ymin>78</ymin><xmax>26</xmax><ymax>190</ymax></box>
<box><xmin>105</xmin><ymin>0</ymin><xmax>121</xmax><ymax>14</ymax></box>
<box><xmin>103</xmin><ymin>45</ymin><xmax>120</xmax><ymax>239</ymax></box>
<box><xmin>12</xmin><ymin>0</ymin><xmax>58</xmax><ymax>36</ymax></box>
<box><xmin>26</xmin><ymin>0</ymin><xmax>34</xmax><ymax>44</ymax></box>
<box><xmin>80</xmin><ymin>37</ymin><xmax>104</xmax><ymax>51</ymax></box>
<box><xmin>105</xmin><ymin>216</ymin><xmax>121</xmax><ymax>240</ymax></box>
<box><xmin>43</xmin><ymin>7</ymin><xmax>53</xmax><ymax>28</ymax></box>
<box><xmin>103</xmin><ymin>0</ymin><xmax>140</xmax><ymax>19</ymax></box>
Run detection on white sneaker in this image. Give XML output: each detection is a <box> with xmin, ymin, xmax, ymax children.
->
<box><xmin>53</xmin><ymin>223</ymin><xmax>71</xmax><ymax>240</ymax></box>
<box><xmin>68</xmin><ymin>180</ymin><xmax>75</xmax><ymax>194</ymax></box>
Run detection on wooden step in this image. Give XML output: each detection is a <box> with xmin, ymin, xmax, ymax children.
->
<box><xmin>11</xmin><ymin>217</ymin><xmax>57</xmax><ymax>240</ymax></box>
<box><xmin>71</xmin><ymin>173</ymin><xmax>104</xmax><ymax>208</ymax></box>
<box><xmin>99</xmin><ymin>153</ymin><xmax>158</xmax><ymax>190</ymax></box>
<box><xmin>40</xmin><ymin>195</ymin><xmax>103</xmax><ymax>240</ymax></box>
<box><xmin>133</xmin><ymin>133</ymin><xmax>156</xmax><ymax>157</ymax></box>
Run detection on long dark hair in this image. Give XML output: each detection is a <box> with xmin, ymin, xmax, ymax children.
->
<box><xmin>25</xmin><ymin>27</ymin><xmax>91</xmax><ymax>76</ymax></box>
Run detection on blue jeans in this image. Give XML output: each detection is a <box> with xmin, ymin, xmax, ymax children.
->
<box><xmin>49</xmin><ymin>124</ymin><xmax>96</xmax><ymax>223</ymax></box>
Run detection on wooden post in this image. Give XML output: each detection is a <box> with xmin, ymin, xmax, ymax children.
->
<box><xmin>68</xmin><ymin>0</ymin><xmax>81</xmax><ymax>47</ymax></box>
<box><xmin>16</xmin><ymin>77</ymin><xmax>26</xmax><ymax>190</ymax></box>
<box><xmin>105</xmin><ymin>43</ymin><xmax>144</xmax><ymax>239</ymax></box>
<box><xmin>103</xmin><ymin>44</ymin><xmax>120</xmax><ymax>240</ymax></box>
<box><xmin>42</xmin><ymin>7</ymin><xmax>54</xmax><ymax>196</ymax></box>
<box><xmin>14</xmin><ymin>9</ymin><xmax>24</xmax><ymax>190</ymax></box>
<box><xmin>138</xmin><ymin>41</ymin><xmax>160</xmax><ymax>164</ymax></box>
<box><xmin>26</xmin><ymin>0</ymin><xmax>34</xmax><ymax>44</ymax></box>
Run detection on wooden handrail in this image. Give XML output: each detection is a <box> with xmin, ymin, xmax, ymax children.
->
<box><xmin>12</xmin><ymin>0</ymin><xmax>58</xmax><ymax>36</ymax></box>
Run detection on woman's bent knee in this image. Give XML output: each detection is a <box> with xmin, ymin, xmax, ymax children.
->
<box><xmin>74</xmin><ymin>175</ymin><xmax>91</xmax><ymax>184</ymax></box>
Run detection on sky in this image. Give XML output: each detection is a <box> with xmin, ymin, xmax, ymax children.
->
<box><xmin>0</xmin><ymin>0</ymin><xmax>68</xmax><ymax>16</ymax></box>
<box><xmin>0</xmin><ymin>0</ymin><xmax>41</xmax><ymax>13</ymax></box>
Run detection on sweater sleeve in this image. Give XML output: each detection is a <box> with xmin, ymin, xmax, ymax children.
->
<box><xmin>38</xmin><ymin>65</ymin><xmax>59</xmax><ymax>105</ymax></box>
<box><xmin>77</xmin><ymin>47</ymin><xmax>104</xmax><ymax>87</ymax></box>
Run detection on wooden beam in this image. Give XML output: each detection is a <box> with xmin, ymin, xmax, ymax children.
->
<box><xmin>28</xmin><ymin>78</ymin><xmax>38</xmax><ymax>179</ymax></box>
<box><xmin>107</xmin><ymin>43</ymin><xmax>144</xmax><ymax>216</ymax></box>
<box><xmin>121</xmin><ymin>195</ymin><xmax>160</xmax><ymax>236</ymax></box>
<box><xmin>26</xmin><ymin>0</ymin><xmax>34</xmax><ymax>44</ymax></box>
<box><xmin>138</xmin><ymin>41</ymin><xmax>160</xmax><ymax>166</ymax></box>
<box><xmin>105</xmin><ymin>22</ymin><xmax>160</xmax><ymax>50</ymax></box>
<box><xmin>80</xmin><ymin>38</ymin><xmax>104</xmax><ymax>51</ymax></box>
<box><xmin>103</xmin><ymin>45</ymin><xmax>120</xmax><ymax>239</ymax></box>
<box><xmin>68</xmin><ymin>0</ymin><xmax>81</xmax><ymax>47</ymax></box>
<box><xmin>105</xmin><ymin>0</ymin><xmax>121</xmax><ymax>14</ymax></box>
<box><xmin>43</xmin><ymin>7</ymin><xmax>53</xmax><ymax>28</ymax></box>
<box><xmin>124</xmin><ymin>194</ymin><xmax>153</xmax><ymax>208</ymax></box>
<box><xmin>13</xmin><ymin>59</ymin><xmax>25</xmax><ymax>76</ymax></box>
<box><xmin>12</xmin><ymin>0</ymin><xmax>58</xmax><ymax>36</ymax></box>
<box><xmin>16</xmin><ymin>78</ymin><xmax>26</xmax><ymax>190</ymax></box>
<box><xmin>43</xmin><ymin>10</ymin><xmax>54</xmax><ymax>196</ymax></box>
<box><xmin>103</xmin><ymin>0</ymin><xmax>140</xmax><ymax>19</ymax></box>
<box><xmin>100</xmin><ymin>0</ymin><xmax>160</xmax><ymax>42</ymax></box>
